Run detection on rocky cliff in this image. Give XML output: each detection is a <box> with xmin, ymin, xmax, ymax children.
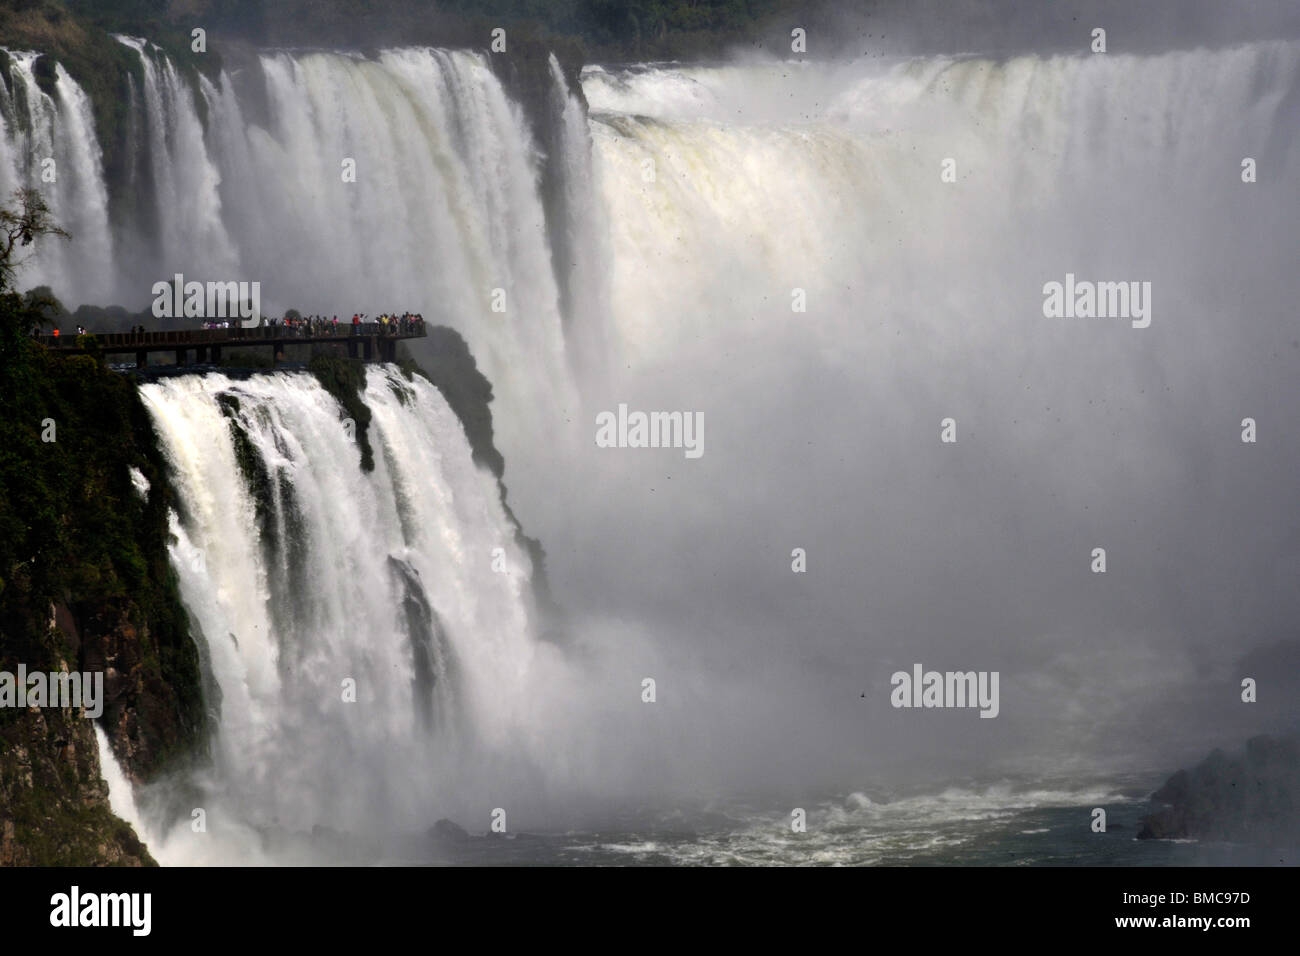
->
<box><xmin>1138</xmin><ymin>734</ymin><xmax>1300</xmax><ymax>846</ymax></box>
<box><xmin>1</xmin><ymin>331</ymin><xmax>206</xmax><ymax>865</ymax></box>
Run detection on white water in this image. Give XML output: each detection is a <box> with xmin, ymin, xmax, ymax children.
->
<box><xmin>134</xmin><ymin>366</ymin><xmax>566</xmax><ymax>863</ymax></box>
<box><xmin>3</xmin><ymin>39</ymin><xmax>1294</xmax><ymax>502</ymax></box>
<box><xmin>3</xmin><ymin>42</ymin><xmax>580</xmax><ymax>477</ymax></box>
<box><xmin>582</xmin><ymin>45</ymin><xmax>1300</xmax><ymax>364</ymax></box>
<box><xmin>192</xmin><ymin>43</ymin><xmax>577</xmax><ymax>471</ymax></box>
<box><xmin>555</xmin><ymin>43</ymin><xmax>1300</xmax><ymax>794</ymax></box>
<box><xmin>0</xmin><ymin>50</ymin><xmax>114</xmax><ymax>305</ymax></box>
<box><xmin>116</xmin><ymin>37</ymin><xmax>239</xmax><ymax>285</ymax></box>
<box><xmin>94</xmin><ymin>724</ymin><xmax>149</xmax><ymax>840</ymax></box>
<box><xmin>547</xmin><ymin>52</ymin><xmax>611</xmax><ymax>383</ymax></box>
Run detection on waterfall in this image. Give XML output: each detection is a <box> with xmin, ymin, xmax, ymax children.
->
<box><xmin>547</xmin><ymin>53</ymin><xmax>610</xmax><ymax>383</ymax></box>
<box><xmin>10</xmin><ymin>38</ymin><xmax>1291</xmax><ymax>509</ymax></box>
<box><xmin>13</xmin><ymin>40</ymin><xmax>589</xmax><ymax>489</ymax></box>
<box><xmin>581</xmin><ymin>44</ymin><xmax>1300</xmax><ymax>364</ymax></box>
<box><xmin>136</xmin><ymin>366</ymin><xmax>543</xmax><ymax>862</ymax></box>
<box><xmin>2</xmin><ymin>37</ymin><xmax>1294</xmax><ymax>382</ymax></box>
<box><xmin>0</xmin><ymin>50</ymin><xmax>114</xmax><ymax>305</ymax></box>
<box><xmin>4</xmin><ymin>33</ymin><xmax>1298</xmax><ymax>856</ymax></box>
<box><xmin>116</xmin><ymin>40</ymin><xmax>577</xmax><ymax>490</ymax></box>
<box><xmin>115</xmin><ymin>37</ymin><xmax>239</xmax><ymax>285</ymax></box>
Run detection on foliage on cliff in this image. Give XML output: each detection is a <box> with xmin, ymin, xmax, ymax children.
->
<box><xmin>308</xmin><ymin>353</ymin><xmax>375</xmax><ymax>472</ymax></box>
<box><xmin>0</xmin><ymin>189</ymin><xmax>202</xmax><ymax>864</ymax></box>
<box><xmin>1</xmin><ymin>293</ymin><xmax>204</xmax><ymax>766</ymax></box>
<box><xmin>0</xmin><ymin>708</ymin><xmax>156</xmax><ymax>865</ymax></box>
<box><xmin>438</xmin><ymin>0</ymin><xmax>796</xmax><ymax>58</ymax></box>
<box><xmin>13</xmin><ymin>0</ymin><xmax>806</xmax><ymax>66</ymax></box>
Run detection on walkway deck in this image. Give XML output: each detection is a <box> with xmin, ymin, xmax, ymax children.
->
<box><xmin>37</xmin><ymin>322</ymin><xmax>426</xmax><ymax>367</ymax></box>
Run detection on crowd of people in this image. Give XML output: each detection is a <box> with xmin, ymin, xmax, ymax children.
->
<box><xmin>35</xmin><ymin>313</ymin><xmax>427</xmax><ymax>338</ymax></box>
<box><xmin>237</xmin><ymin>312</ymin><xmax>426</xmax><ymax>337</ymax></box>
<box><xmin>32</xmin><ymin>322</ymin><xmax>157</xmax><ymax>338</ymax></box>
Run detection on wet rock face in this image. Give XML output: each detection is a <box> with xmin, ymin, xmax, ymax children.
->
<box><xmin>77</xmin><ymin>599</ymin><xmax>205</xmax><ymax>783</ymax></box>
<box><xmin>0</xmin><ymin>613</ymin><xmax>174</xmax><ymax>865</ymax></box>
<box><xmin>0</xmin><ymin>706</ymin><xmax>153</xmax><ymax>866</ymax></box>
<box><xmin>1138</xmin><ymin>734</ymin><xmax>1300</xmax><ymax>845</ymax></box>
<box><xmin>2</xmin><ymin>340</ymin><xmax>205</xmax><ymax>864</ymax></box>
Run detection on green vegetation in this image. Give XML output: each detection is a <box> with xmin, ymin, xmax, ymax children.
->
<box><xmin>10</xmin><ymin>1</ymin><xmax>805</xmax><ymax>74</ymax></box>
<box><xmin>219</xmin><ymin>348</ymin><xmax>273</xmax><ymax>369</ymax></box>
<box><xmin>0</xmin><ymin>713</ymin><xmax>156</xmax><ymax>865</ymax></box>
<box><xmin>308</xmin><ymin>353</ymin><xmax>375</xmax><ymax>472</ymax></box>
<box><xmin>0</xmin><ymin>188</ymin><xmax>201</xmax><ymax>865</ymax></box>
<box><xmin>438</xmin><ymin>0</ymin><xmax>795</xmax><ymax>58</ymax></box>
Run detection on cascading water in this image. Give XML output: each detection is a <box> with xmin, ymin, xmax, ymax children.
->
<box><xmin>134</xmin><ymin>366</ymin><xmax>551</xmax><ymax>863</ymax></box>
<box><xmin>1</xmin><ymin>39</ymin><xmax>580</xmax><ymax>482</ymax></box>
<box><xmin>0</xmin><ymin>50</ymin><xmax>114</xmax><ymax>305</ymax></box>
<box><xmin>8</xmin><ymin>38</ymin><xmax>1294</xmax><ymax>521</ymax></box>
<box><xmin>581</xmin><ymin>44</ymin><xmax>1300</xmax><ymax>365</ymax></box>
<box><xmin>546</xmin><ymin>52</ymin><xmax>611</xmax><ymax>383</ymax></box>
<box><xmin>115</xmin><ymin>37</ymin><xmax>239</xmax><ymax>285</ymax></box>
<box><xmin>130</xmin><ymin>40</ymin><xmax>578</xmax><ymax>477</ymax></box>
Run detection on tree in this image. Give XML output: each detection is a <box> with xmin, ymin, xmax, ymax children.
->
<box><xmin>0</xmin><ymin>189</ymin><xmax>69</xmax><ymax>374</ymax></box>
<box><xmin>0</xmin><ymin>188</ymin><xmax>70</xmax><ymax>299</ymax></box>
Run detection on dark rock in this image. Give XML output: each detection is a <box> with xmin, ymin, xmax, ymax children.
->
<box><xmin>1138</xmin><ymin>734</ymin><xmax>1300</xmax><ymax>845</ymax></box>
<box><xmin>401</xmin><ymin>329</ymin><xmax>564</xmax><ymax>638</ymax></box>
<box><xmin>0</xmin><ymin>706</ymin><xmax>154</xmax><ymax>865</ymax></box>
<box><xmin>2</xmin><ymin>339</ymin><xmax>206</xmax><ymax>863</ymax></box>
<box><xmin>429</xmin><ymin>818</ymin><xmax>470</xmax><ymax>844</ymax></box>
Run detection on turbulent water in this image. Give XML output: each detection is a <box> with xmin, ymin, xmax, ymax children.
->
<box><xmin>3</xmin><ymin>37</ymin><xmax>1298</xmax><ymax>862</ymax></box>
<box><xmin>0</xmin><ymin>51</ymin><xmax>113</xmax><ymax>305</ymax></box>
<box><xmin>131</xmin><ymin>367</ymin><xmax>572</xmax><ymax>863</ymax></box>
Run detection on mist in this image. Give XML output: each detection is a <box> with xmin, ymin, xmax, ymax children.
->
<box><xmin>517</xmin><ymin>24</ymin><xmax>1300</xmax><ymax>801</ymax></box>
<box><xmin>774</xmin><ymin>0</ymin><xmax>1300</xmax><ymax>59</ymax></box>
